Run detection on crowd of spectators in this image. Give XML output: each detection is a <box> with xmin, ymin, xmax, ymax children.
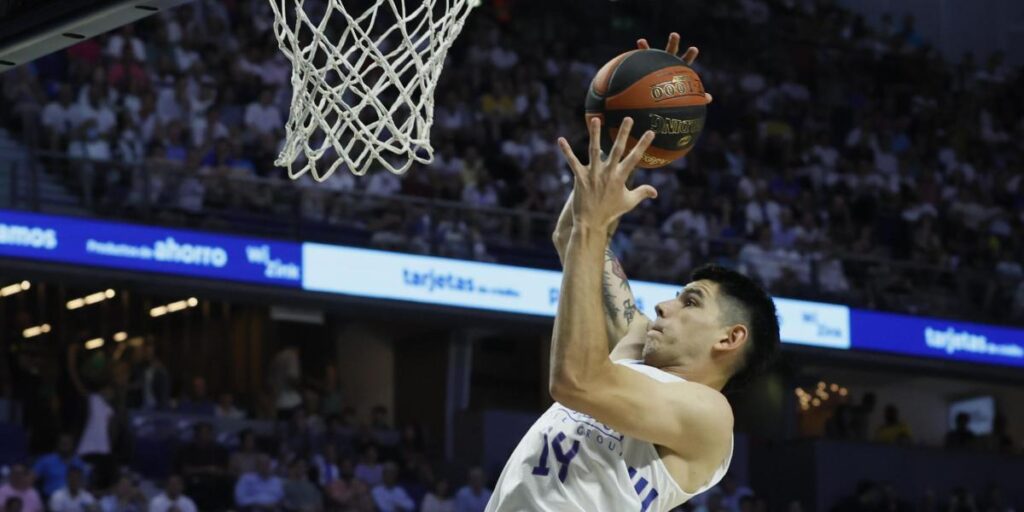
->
<box><xmin>2</xmin><ymin>0</ymin><xmax>1024</xmax><ymax>328</ymax></box>
<box><xmin>0</xmin><ymin>338</ymin><xmax>498</xmax><ymax>512</ymax></box>
<box><xmin>822</xmin><ymin>392</ymin><xmax>1017</xmax><ymax>453</ymax></box>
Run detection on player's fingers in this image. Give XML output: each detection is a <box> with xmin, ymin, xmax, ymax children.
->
<box><xmin>637</xmin><ymin>38</ymin><xmax>650</xmax><ymax>50</ymax></box>
<box><xmin>588</xmin><ymin>116</ymin><xmax>602</xmax><ymax>168</ymax></box>
<box><xmin>609</xmin><ymin>117</ymin><xmax>634</xmax><ymax>167</ymax></box>
<box><xmin>557</xmin><ymin>137</ymin><xmax>586</xmax><ymax>180</ymax></box>
<box><xmin>683</xmin><ymin>46</ymin><xmax>699</xmax><ymax>65</ymax></box>
<box><xmin>665</xmin><ymin>32</ymin><xmax>681</xmax><ymax>55</ymax></box>
<box><xmin>621</xmin><ymin>130</ymin><xmax>655</xmax><ymax>173</ymax></box>
<box><xmin>705</xmin><ymin>93</ymin><xmax>714</xmax><ymax>104</ymax></box>
<box><xmin>627</xmin><ymin>184</ymin><xmax>659</xmax><ymax>209</ymax></box>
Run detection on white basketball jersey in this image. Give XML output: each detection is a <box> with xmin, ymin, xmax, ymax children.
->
<box><xmin>486</xmin><ymin>360</ymin><xmax>733</xmax><ymax>512</ymax></box>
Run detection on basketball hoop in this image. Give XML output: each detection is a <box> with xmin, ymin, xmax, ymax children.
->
<box><xmin>269</xmin><ymin>0</ymin><xmax>480</xmax><ymax>181</ymax></box>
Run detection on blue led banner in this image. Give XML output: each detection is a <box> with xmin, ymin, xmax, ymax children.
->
<box><xmin>850</xmin><ymin>309</ymin><xmax>1024</xmax><ymax>368</ymax></box>
<box><xmin>4</xmin><ymin>209</ymin><xmax>1023</xmax><ymax>368</ymax></box>
<box><xmin>0</xmin><ymin>210</ymin><xmax>302</xmax><ymax>287</ymax></box>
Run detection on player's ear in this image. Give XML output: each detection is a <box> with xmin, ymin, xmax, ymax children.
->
<box><xmin>715</xmin><ymin>324</ymin><xmax>748</xmax><ymax>354</ymax></box>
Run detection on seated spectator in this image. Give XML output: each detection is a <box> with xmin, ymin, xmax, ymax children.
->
<box><xmin>234</xmin><ymin>454</ymin><xmax>284</xmax><ymax>511</ymax></box>
<box><xmin>148</xmin><ymin>475</ymin><xmax>197</xmax><ymax>512</ymax></box>
<box><xmin>244</xmin><ymin>89</ymin><xmax>282</xmax><ymax>136</ymax></box>
<box><xmin>279</xmin><ymin>408</ymin><xmax>321</xmax><ymax>459</ymax></box>
<box><xmin>354</xmin><ymin>445</ymin><xmax>383</xmax><ymax>487</ymax></box>
<box><xmin>848</xmin><ymin>392</ymin><xmax>876</xmax><ymax>441</ymax></box>
<box><xmin>98</xmin><ymin>475</ymin><xmax>145</xmax><ymax>512</ymax></box>
<box><xmin>312</xmin><ymin>444</ymin><xmax>341</xmax><ymax>487</ymax></box>
<box><xmin>944</xmin><ymin>412</ymin><xmax>977</xmax><ymax>450</ymax></box>
<box><xmin>47</xmin><ymin>467</ymin><xmax>97</xmax><ymax>512</ymax></box>
<box><xmin>229</xmin><ymin>429</ymin><xmax>262</xmax><ymax>476</ymax></box>
<box><xmin>874</xmin><ymin>405</ymin><xmax>913</xmax><ymax>444</ymax></box>
<box><xmin>454</xmin><ymin>467</ymin><xmax>491</xmax><ymax>512</ymax></box>
<box><xmin>174</xmin><ymin>422</ymin><xmax>230</xmax><ymax>510</ymax></box>
<box><xmin>370</xmin><ymin>463</ymin><xmax>414</xmax><ymax>512</ymax></box>
<box><xmin>323</xmin><ymin>457</ymin><xmax>363</xmax><ymax>509</ymax></box>
<box><xmin>176</xmin><ymin>376</ymin><xmax>216</xmax><ymax>415</ymax></box>
<box><xmin>283</xmin><ymin>459</ymin><xmax>323</xmax><ymax>512</ymax></box>
<box><xmin>31</xmin><ymin>433</ymin><xmax>87</xmax><ymax>498</ymax></box>
<box><xmin>0</xmin><ymin>463</ymin><xmax>43</xmax><ymax>512</ymax></box>
<box><xmin>215</xmin><ymin>392</ymin><xmax>246</xmax><ymax>420</ymax></box>
<box><xmin>421</xmin><ymin>478</ymin><xmax>455</xmax><ymax>512</ymax></box>
<box><xmin>371</xmin><ymin>405</ymin><xmax>400</xmax><ymax>447</ymax></box>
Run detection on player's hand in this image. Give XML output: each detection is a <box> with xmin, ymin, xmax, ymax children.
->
<box><xmin>637</xmin><ymin>32</ymin><xmax>713</xmax><ymax>104</ymax></box>
<box><xmin>557</xmin><ymin>117</ymin><xmax>657</xmax><ymax>231</ymax></box>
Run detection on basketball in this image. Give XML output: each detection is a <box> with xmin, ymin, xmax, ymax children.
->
<box><xmin>585</xmin><ymin>49</ymin><xmax>708</xmax><ymax>168</ymax></box>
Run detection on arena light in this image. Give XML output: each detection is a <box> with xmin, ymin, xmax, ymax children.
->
<box><xmin>811</xmin><ymin>398</ymin><xmax>821</xmax><ymax>407</ymax></box>
<box><xmin>67</xmin><ymin>289</ymin><xmax>116</xmax><ymax>310</ymax></box>
<box><xmin>1</xmin><ymin>281</ymin><xmax>30</xmax><ymax>297</ymax></box>
<box><xmin>839</xmin><ymin>387</ymin><xmax>848</xmax><ymax>397</ymax></box>
<box><xmin>22</xmin><ymin>323</ymin><xmax>51</xmax><ymax>339</ymax></box>
<box><xmin>113</xmin><ymin>332</ymin><xmax>128</xmax><ymax>342</ymax></box>
<box><xmin>84</xmin><ymin>338</ymin><xmax>105</xmax><ymax>350</ymax></box>
<box><xmin>830</xmin><ymin>383</ymin><xmax>839</xmax><ymax>392</ymax></box>
<box><xmin>150</xmin><ymin>297</ymin><xmax>199</xmax><ymax>317</ymax></box>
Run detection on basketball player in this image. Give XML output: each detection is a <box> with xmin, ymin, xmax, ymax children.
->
<box><xmin>485</xmin><ymin>37</ymin><xmax>780</xmax><ymax>512</ymax></box>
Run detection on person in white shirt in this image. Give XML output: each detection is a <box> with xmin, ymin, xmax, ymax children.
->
<box><xmin>244</xmin><ymin>90</ymin><xmax>283</xmax><ymax>136</ymax></box>
<box><xmin>105</xmin><ymin>26</ymin><xmax>146</xmax><ymax>61</ymax></box>
<box><xmin>454</xmin><ymin>468</ymin><xmax>491</xmax><ymax>512</ymax></box>
<box><xmin>41</xmin><ymin>85</ymin><xmax>75</xmax><ymax>148</ymax></box>
<box><xmin>370</xmin><ymin>463</ymin><xmax>414</xmax><ymax>512</ymax></box>
<box><xmin>148</xmin><ymin>475</ymin><xmax>198</xmax><ymax>512</ymax></box>
<box><xmin>47</xmin><ymin>467</ymin><xmax>97</xmax><ymax>512</ymax></box>
<box><xmin>421</xmin><ymin>479</ymin><xmax>456</xmax><ymax>512</ymax></box>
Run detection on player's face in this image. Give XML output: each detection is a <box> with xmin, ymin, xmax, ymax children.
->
<box><xmin>643</xmin><ymin>280</ymin><xmax>727</xmax><ymax>365</ymax></box>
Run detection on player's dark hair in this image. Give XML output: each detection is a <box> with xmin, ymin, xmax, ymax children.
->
<box><xmin>689</xmin><ymin>264</ymin><xmax>780</xmax><ymax>392</ymax></box>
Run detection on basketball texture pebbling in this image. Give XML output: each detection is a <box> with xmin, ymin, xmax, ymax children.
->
<box><xmin>585</xmin><ymin>49</ymin><xmax>708</xmax><ymax>169</ymax></box>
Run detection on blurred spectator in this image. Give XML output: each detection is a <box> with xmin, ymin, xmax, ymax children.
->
<box><xmin>128</xmin><ymin>342</ymin><xmax>169</xmax><ymax>410</ymax></box>
<box><xmin>421</xmin><ymin>478</ymin><xmax>455</xmax><ymax>512</ymax></box>
<box><xmin>148</xmin><ymin>475</ymin><xmax>197</xmax><ymax>512</ymax></box>
<box><xmin>370</xmin><ymin>462</ymin><xmax>414</xmax><ymax>512</ymax></box>
<box><xmin>824</xmin><ymin>405</ymin><xmax>852</xmax><ymax>440</ymax></box>
<box><xmin>31</xmin><ymin>433</ymin><xmax>87</xmax><ymax>498</ymax></box>
<box><xmin>215</xmin><ymin>393</ymin><xmax>246</xmax><ymax>420</ymax></box>
<box><xmin>229</xmin><ymin>429</ymin><xmax>262</xmax><ymax>476</ymax></box>
<box><xmin>312</xmin><ymin>444</ymin><xmax>341</xmax><ymax>487</ymax></box>
<box><xmin>354</xmin><ymin>445</ymin><xmax>383</xmax><ymax>487</ymax></box>
<box><xmin>244</xmin><ymin>89</ymin><xmax>282</xmax><ymax>136</ymax></box>
<box><xmin>174</xmin><ymin>422</ymin><xmax>230</xmax><ymax>509</ymax></box>
<box><xmin>454</xmin><ymin>467</ymin><xmax>491</xmax><ymax>512</ymax></box>
<box><xmin>98</xmin><ymin>475</ymin><xmax>145</xmax><ymax>512</ymax></box>
<box><xmin>0</xmin><ymin>463</ymin><xmax>43</xmax><ymax>512</ymax></box>
<box><xmin>831</xmin><ymin>480</ymin><xmax>882</xmax><ymax>512</ymax></box>
<box><xmin>234</xmin><ymin>454</ymin><xmax>284</xmax><ymax>511</ymax></box>
<box><xmin>714</xmin><ymin>474</ymin><xmax>754</xmax><ymax>512</ymax></box>
<box><xmin>177</xmin><ymin>377</ymin><xmax>215</xmax><ymax>415</ymax></box>
<box><xmin>874</xmin><ymin>405</ymin><xmax>913</xmax><ymax>444</ymax></box>
<box><xmin>371</xmin><ymin>406</ymin><xmax>399</xmax><ymax>447</ymax></box>
<box><xmin>67</xmin><ymin>344</ymin><xmax>117</xmax><ymax>490</ymax></box>
<box><xmin>282</xmin><ymin>459</ymin><xmax>323</xmax><ymax>512</ymax></box>
<box><xmin>46</xmin><ymin>467</ymin><xmax>96</xmax><ymax>512</ymax></box>
<box><xmin>944</xmin><ymin>412</ymin><xmax>977</xmax><ymax>450</ymax></box>
<box><xmin>268</xmin><ymin>346</ymin><xmax>303</xmax><ymax>419</ymax></box>
<box><xmin>848</xmin><ymin>392</ymin><xmax>876</xmax><ymax>441</ymax></box>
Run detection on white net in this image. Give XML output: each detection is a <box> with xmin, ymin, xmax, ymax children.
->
<box><xmin>269</xmin><ymin>0</ymin><xmax>480</xmax><ymax>181</ymax></box>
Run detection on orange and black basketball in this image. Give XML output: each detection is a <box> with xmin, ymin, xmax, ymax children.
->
<box><xmin>585</xmin><ymin>49</ymin><xmax>708</xmax><ymax>168</ymax></box>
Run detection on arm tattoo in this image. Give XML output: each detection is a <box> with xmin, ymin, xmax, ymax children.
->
<box><xmin>602</xmin><ymin>272</ymin><xmax>620</xmax><ymax>319</ymax></box>
<box><xmin>604</xmin><ymin>248</ymin><xmax>635</xmax><ymax>325</ymax></box>
<box><xmin>622</xmin><ymin>299</ymin><xmax>637</xmax><ymax>324</ymax></box>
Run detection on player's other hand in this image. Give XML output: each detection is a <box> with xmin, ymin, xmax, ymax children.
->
<box><xmin>557</xmin><ymin>117</ymin><xmax>657</xmax><ymax>231</ymax></box>
<box><xmin>637</xmin><ymin>32</ymin><xmax>713</xmax><ymax>105</ymax></box>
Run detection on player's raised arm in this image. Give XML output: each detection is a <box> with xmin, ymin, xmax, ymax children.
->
<box><xmin>553</xmin><ymin>192</ymin><xmax>647</xmax><ymax>351</ymax></box>
<box><xmin>550</xmin><ymin>117</ymin><xmax>733</xmax><ymax>475</ymax></box>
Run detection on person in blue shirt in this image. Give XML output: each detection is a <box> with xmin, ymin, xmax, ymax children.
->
<box><xmin>31</xmin><ymin>433</ymin><xmax>87</xmax><ymax>498</ymax></box>
<box><xmin>234</xmin><ymin>454</ymin><xmax>284</xmax><ymax>511</ymax></box>
<box><xmin>454</xmin><ymin>467</ymin><xmax>491</xmax><ymax>512</ymax></box>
